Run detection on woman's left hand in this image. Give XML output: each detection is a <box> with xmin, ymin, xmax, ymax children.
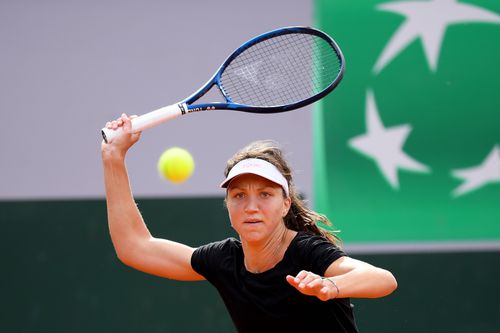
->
<box><xmin>286</xmin><ymin>271</ymin><xmax>338</xmax><ymax>301</ymax></box>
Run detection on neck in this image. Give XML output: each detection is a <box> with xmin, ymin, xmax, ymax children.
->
<box><xmin>242</xmin><ymin>228</ymin><xmax>297</xmax><ymax>274</ymax></box>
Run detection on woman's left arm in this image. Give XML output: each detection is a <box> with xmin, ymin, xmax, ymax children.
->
<box><xmin>286</xmin><ymin>257</ymin><xmax>397</xmax><ymax>301</ymax></box>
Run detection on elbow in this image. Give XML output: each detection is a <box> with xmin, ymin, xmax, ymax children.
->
<box><xmin>382</xmin><ymin>270</ymin><xmax>398</xmax><ymax>296</ymax></box>
<box><xmin>110</xmin><ymin>234</ymin><xmax>149</xmax><ymax>268</ymax></box>
<box><xmin>110</xmin><ymin>239</ymin><xmax>131</xmax><ymax>266</ymax></box>
<box><xmin>113</xmin><ymin>241</ymin><xmax>142</xmax><ymax>269</ymax></box>
<box><xmin>116</xmin><ymin>251</ymin><xmax>133</xmax><ymax>267</ymax></box>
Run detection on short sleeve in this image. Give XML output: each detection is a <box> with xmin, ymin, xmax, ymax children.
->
<box><xmin>295</xmin><ymin>233</ymin><xmax>346</xmax><ymax>276</ymax></box>
<box><xmin>191</xmin><ymin>238</ymin><xmax>239</xmax><ymax>281</ymax></box>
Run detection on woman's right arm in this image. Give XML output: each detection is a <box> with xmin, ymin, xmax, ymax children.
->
<box><xmin>102</xmin><ymin>114</ymin><xmax>204</xmax><ymax>281</ymax></box>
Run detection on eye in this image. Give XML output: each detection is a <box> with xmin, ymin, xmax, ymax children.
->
<box><xmin>260</xmin><ymin>191</ymin><xmax>271</xmax><ymax>198</ymax></box>
<box><xmin>233</xmin><ymin>192</ymin><xmax>245</xmax><ymax>199</ymax></box>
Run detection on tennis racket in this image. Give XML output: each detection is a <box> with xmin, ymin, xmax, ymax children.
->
<box><xmin>101</xmin><ymin>26</ymin><xmax>344</xmax><ymax>143</ymax></box>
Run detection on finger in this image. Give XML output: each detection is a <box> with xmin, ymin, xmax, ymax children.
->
<box><xmin>298</xmin><ymin>273</ymin><xmax>319</xmax><ymax>288</ymax></box>
<box><xmin>306</xmin><ymin>277</ymin><xmax>324</xmax><ymax>289</ymax></box>
<box><xmin>306</xmin><ymin>278</ymin><xmax>330</xmax><ymax>299</ymax></box>
<box><xmin>293</xmin><ymin>270</ymin><xmax>309</xmax><ymax>284</ymax></box>
<box><xmin>119</xmin><ymin>113</ymin><xmax>128</xmax><ymax>124</ymax></box>
<box><xmin>286</xmin><ymin>275</ymin><xmax>308</xmax><ymax>292</ymax></box>
<box><xmin>318</xmin><ymin>287</ymin><xmax>330</xmax><ymax>301</ymax></box>
<box><xmin>286</xmin><ymin>275</ymin><xmax>298</xmax><ymax>287</ymax></box>
<box><xmin>122</xmin><ymin>114</ymin><xmax>133</xmax><ymax>132</ymax></box>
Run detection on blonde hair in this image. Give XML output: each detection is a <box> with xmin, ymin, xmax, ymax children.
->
<box><xmin>224</xmin><ymin>140</ymin><xmax>341</xmax><ymax>246</ymax></box>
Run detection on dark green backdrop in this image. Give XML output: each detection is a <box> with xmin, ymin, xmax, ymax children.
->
<box><xmin>2</xmin><ymin>198</ymin><xmax>499</xmax><ymax>332</ymax></box>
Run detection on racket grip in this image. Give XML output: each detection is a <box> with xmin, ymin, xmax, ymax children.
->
<box><xmin>101</xmin><ymin>103</ymin><xmax>186</xmax><ymax>143</ymax></box>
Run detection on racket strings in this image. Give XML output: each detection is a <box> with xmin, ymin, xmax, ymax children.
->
<box><xmin>220</xmin><ymin>33</ymin><xmax>341</xmax><ymax>107</ymax></box>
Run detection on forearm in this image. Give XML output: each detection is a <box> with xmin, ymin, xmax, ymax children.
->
<box><xmin>326</xmin><ymin>266</ymin><xmax>397</xmax><ymax>299</ymax></box>
<box><xmin>102</xmin><ymin>152</ymin><xmax>151</xmax><ymax>259</ymax></box>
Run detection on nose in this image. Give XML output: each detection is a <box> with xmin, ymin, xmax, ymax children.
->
<box><xmin>244</xmin><ymin>195</ymin><xmax>259</xmax><ymax>213</ymax></box>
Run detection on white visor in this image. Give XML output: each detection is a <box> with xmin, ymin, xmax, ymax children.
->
<box><xmin>220</xmin><ymin>158</ymin><xmax>289</xmax><ymax>196</ymax></box>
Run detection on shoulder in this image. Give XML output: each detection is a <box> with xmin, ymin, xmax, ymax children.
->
<box><xmin>191</xmin><ymin>238</ymin><xmax>241</xmax><ymax>278</ymax></box>
<box><xmin>290</xmin><ymin>231</ymin><xmax>346</xmax><ymax>275</ymax></box>
<box><xmin>293</xmin><ymin>231</ymin><xmax>342</xmax><ymax>251</ymax></box>
<box><xmin>194</xmin><ymin>237</ymin><xmax>241</xmax><ymax>256</ymax></box>
<box><xmin>206</xmin><ymin>237</ymin><xmax>241</xmax><ymax>250</ymax></box>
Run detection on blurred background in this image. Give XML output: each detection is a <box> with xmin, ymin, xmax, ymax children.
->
<box><xmin>1</xmin><ymin>0</ymin><xmax>499</xmax><ymax>332</ymax></box>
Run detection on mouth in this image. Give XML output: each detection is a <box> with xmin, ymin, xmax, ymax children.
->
<box><xmin>244</xmin><ymin>220</ymin><xmax>263</xmax><ymax>224</ymax></box>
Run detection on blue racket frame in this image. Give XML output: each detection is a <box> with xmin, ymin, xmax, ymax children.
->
<box><xmin>182</xmin><ymin>26</ymin><xmax>345</xmax><ymax>114</ymax></box>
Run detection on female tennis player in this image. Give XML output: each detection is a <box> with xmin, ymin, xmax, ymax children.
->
<box><xmin>101</xmin><ymin>114</ymin><xmax>397</xmax><ymax>333</ymax></box>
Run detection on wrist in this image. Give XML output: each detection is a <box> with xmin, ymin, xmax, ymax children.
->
<box><xmin>323</xmin><ymin>277</ymin><xmax>340</xmax><ymax>299</ymax></box>
<box><xmin>101</xmin><ymin>145</ymin><xmax>127</xmax><ymax>162</ymax></box>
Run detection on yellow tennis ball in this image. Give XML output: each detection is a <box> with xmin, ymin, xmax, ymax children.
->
<box><xmin>157</xmin><ymin>147</ymin><xmax>195</xmax><ymax>184</ymax></box>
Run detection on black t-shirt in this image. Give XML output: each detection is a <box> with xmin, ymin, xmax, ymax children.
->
<box><xmin>191</xmin><ymin>231</ymin><xmax>359</xmax><ymax>333</ymax></box>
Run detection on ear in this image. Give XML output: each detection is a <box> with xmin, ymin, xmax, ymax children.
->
<box><xmin>282</xmin><ymin>196</ymin><xmax>292</xmax><ymax>217</ymax></box>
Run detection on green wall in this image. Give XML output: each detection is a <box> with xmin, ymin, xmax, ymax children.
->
<box><xmin>2</xmin><ymin>198</ymin><xmax>499</xmax><ymax>332</ymax></box>
<box><xmin>1</xmin><ymin>198</ymin><xmax>233</xmax><ymax>332</ymax></box>
<box><xmin>314</xmin><ymin>0</ymin><xmax>500</xmax><ymax>243</ymax></box>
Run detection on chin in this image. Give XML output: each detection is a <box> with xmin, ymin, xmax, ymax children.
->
<box><xmin>238</xmin><ymin>230</ymin><xmax>267</xmax><ymax>243</ymax></box>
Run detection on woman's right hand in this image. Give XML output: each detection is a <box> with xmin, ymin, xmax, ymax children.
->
<box><xmin>101</xmin><ymin>113</ymin><xmax>141</xmax><ymax>160</ymax></box>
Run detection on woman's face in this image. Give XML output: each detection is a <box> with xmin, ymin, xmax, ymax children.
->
<box><xmin>226</xmin><ymin>173</ymin><xmax>291</xmax><ymax>244</ymax></box>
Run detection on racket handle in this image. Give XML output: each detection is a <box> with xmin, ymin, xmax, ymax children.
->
<box><xmin>101</xmin><ymin>103</ymin><xmax>186</xmax><ymax>143</ymax></box>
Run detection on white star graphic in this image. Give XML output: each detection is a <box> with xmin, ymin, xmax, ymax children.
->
<box><xmin>374</xmin><ymin>0</ymin><xmax>500</xmax><ymax>74</ymax></box>
<box><xmin>451</xmin><ymin>145</ymin><xmax>500</xmax><ymax>197</ymax></box>
<box><xmin>233</xmin><ymin>60</ymin><xmax>263</xmax><ymax>84</ymax></box>
<box><xmin>349</xmin><ymin>90</ymin><xmax>431</xmax><ymax>189</ymax></box>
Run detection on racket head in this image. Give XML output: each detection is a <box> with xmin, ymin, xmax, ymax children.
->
<box><xmin>184</xmin><ymin>26</ymin><xmax>345</xmax><ymax>113</ymax></box>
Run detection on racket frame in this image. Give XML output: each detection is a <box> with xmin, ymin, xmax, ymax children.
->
<box><xmin>182</xmin><ymin>26</ymin><xmax>345</xmax><ymax>114</ymax></box>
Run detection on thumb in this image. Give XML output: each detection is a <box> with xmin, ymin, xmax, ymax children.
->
<box><xmin>123</xmin><ymin>114</ymin><xmax>140</xmax><ymax>133</ymax></box>
<box><xmin>286</xmin><ymin>275</ymin><xmax>298</xmax><ymax>287</ymax></box>
<box><xmin>121</xmin><ymin>113</ymin><xmax>133</xmax><ymax>133</ymax></box>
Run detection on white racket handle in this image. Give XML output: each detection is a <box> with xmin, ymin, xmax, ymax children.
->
<box><xmin>101</xmin><ymin>103</ymin><xmax>186</xmax><ymax>143</ymax></box>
